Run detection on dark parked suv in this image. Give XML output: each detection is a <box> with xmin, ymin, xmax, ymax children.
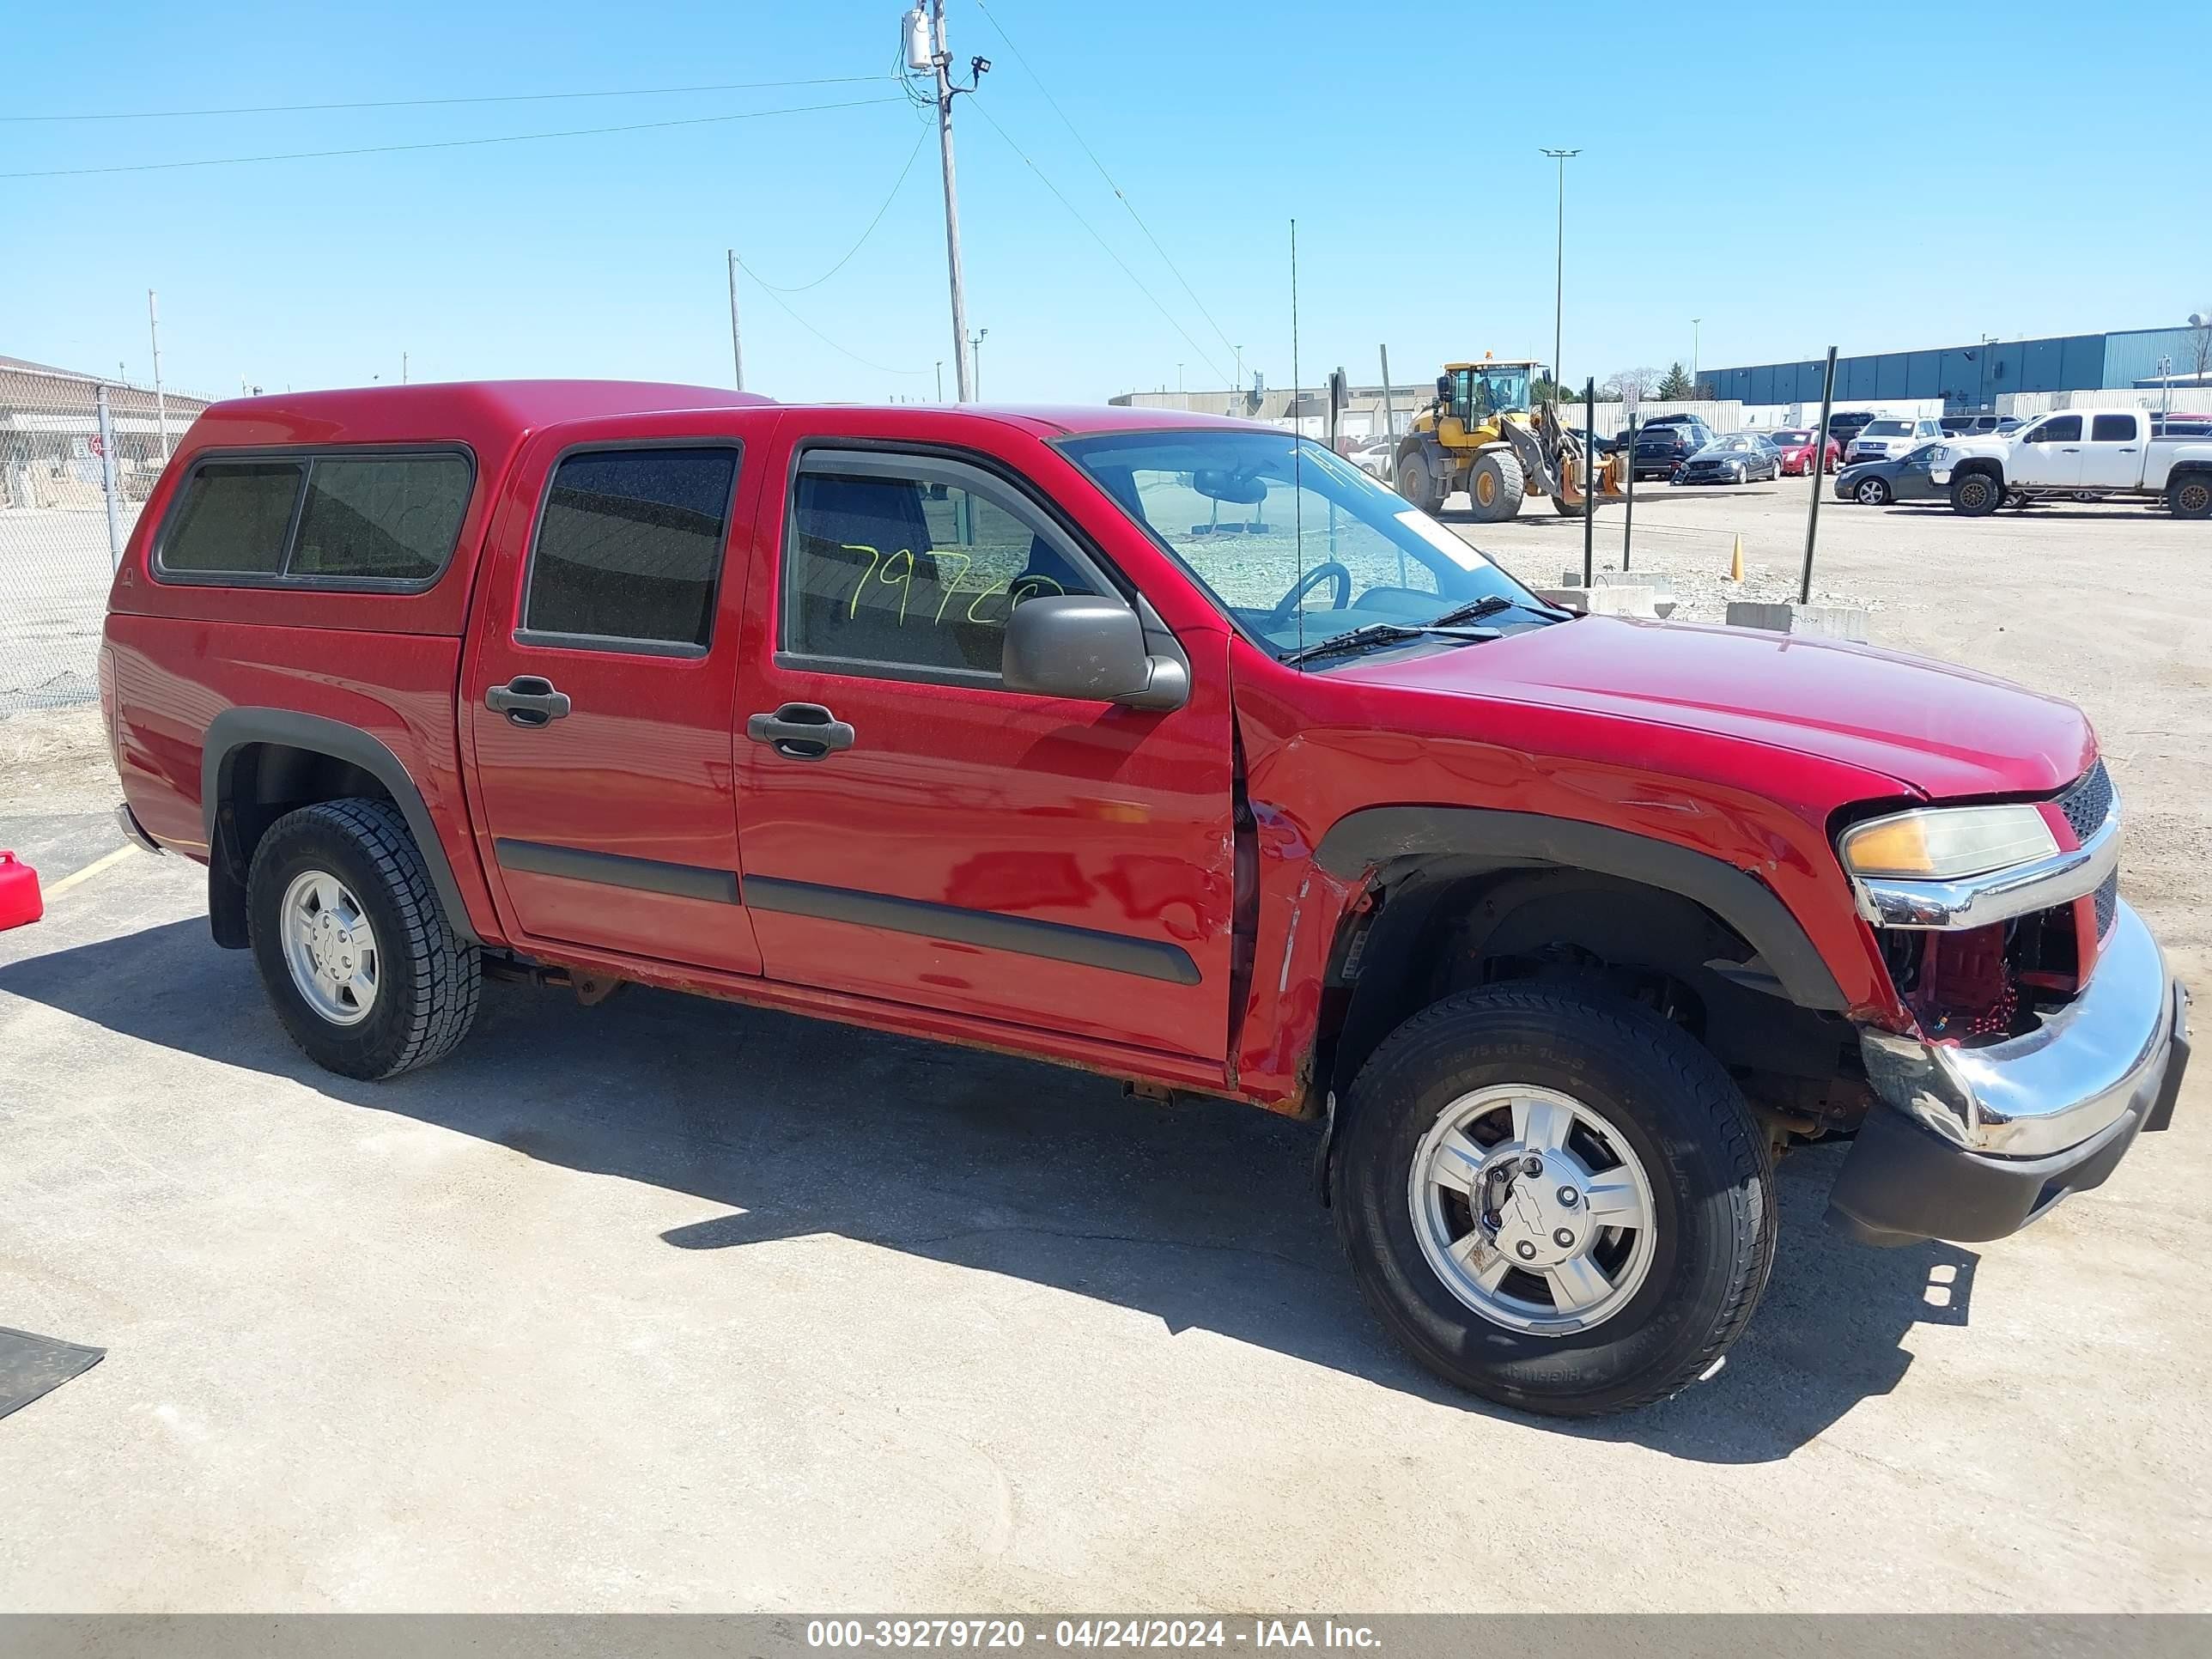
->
<box><xmin>1630</xmin><ymin>416</ymin><xmax>1715</xmax><ymax>480</ymax></box>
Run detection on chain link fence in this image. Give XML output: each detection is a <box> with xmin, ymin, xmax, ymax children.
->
<box><xmin>1</xmin><ymin>357</ymin><xmax>210</xmax><ymax>714</ymax></box>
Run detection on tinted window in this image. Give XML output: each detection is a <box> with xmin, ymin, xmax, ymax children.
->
<box><xmin>784</xmin><ymin>465</ymin><xmax>1105</xmax><ymax>678</ymax></box>
<box><xmin>2090</xmin><ymin>414</ymin><xmax>2138</xmax><ymax>441</ymax></box>
<box><xmin>524</xmin><ymin>447</ymin><xmax>738</xmax><ymax>648</ymax></box>
<box><xmin>2027</xmin><ymin>416</ymin><xmax>2082</xmax><ymax>442</ymax></box>
<box><xmin>161</xmin><ymin>460</ymin><xmax>303</xmax><ymax>574</ymax></box>
<box><xmin>290</xmin><ymin>454</ymin><xmax>471</xmax><ymax>581</ymax></box>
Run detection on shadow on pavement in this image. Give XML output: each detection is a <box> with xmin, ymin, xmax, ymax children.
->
<box><xmin>2</xmin><ymin>915</ymin><xmax>1979</xmax><ymax>1463</ymax></box>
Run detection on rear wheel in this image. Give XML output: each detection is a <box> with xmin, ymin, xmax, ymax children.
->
<box><xmin>1950</xmin><ymin>471</ymin><xmax>2002</xmax><ymax>515</ymax></box>
<box><xmin>1855</xmin><ymin>477</ymin><xmax>1891</xmax><ymax>506</ymax></box>
<box><xmin>1331</xmin><ymin>986</ymin><xmax>1775</xmax><ymax>1416</ymax></box>
<box><xmin>1465</xmin><ymin>451</ymin><xmax>1526</xmax><ymax>522</ymax></box>
<box><xmin>2168</xmin><ymin>474</ymin><xmax>2210</xmax><ymax>519</ymax></box>
<box><xmin>1396</xmin><ymin>447</ymin><xmax>1440</xmax><ymax>514</ymax></box>
<box><xmin>247</xmin><ymin>798</ymin><xmax>481</xmax><ymax>1080</ymax></box>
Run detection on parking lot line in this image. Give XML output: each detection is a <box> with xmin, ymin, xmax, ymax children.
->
<box><xmin>40</xmin><ymin>843</ymin><xmax>138</xmax><ymax>900</ymax></box>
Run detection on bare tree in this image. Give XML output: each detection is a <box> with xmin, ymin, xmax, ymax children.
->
<box><xmin>2191</xmin><ymin>310</ymin><xmax>2212</xmax><ymax>382</ymax></box>
<box><xmin>1601</xmin><ymin>366</ymin><xmax>1662</xmax><ymax>400</ymax></box>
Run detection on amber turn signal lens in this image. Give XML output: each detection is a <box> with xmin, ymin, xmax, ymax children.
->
<box><xmin>1840</xmin><ymin>805</ymin><xmax>2059</xmax><ymax>881</ymax></box>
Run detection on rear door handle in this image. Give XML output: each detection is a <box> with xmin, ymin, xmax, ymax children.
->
<box><xmin>746</xmin><ymin>702</ymin><xmax>855</xmax><ymax>761</ymax></box>
<box><xmin>485</xmin><ymin>675</ymin><xmax>572</xmax><ymax>727</ymax></box>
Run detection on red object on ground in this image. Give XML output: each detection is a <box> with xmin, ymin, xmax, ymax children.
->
<box><xmin>0</xmin><ymin>852</ymin><xmax>41</xmax><ymax>930</ymax></box>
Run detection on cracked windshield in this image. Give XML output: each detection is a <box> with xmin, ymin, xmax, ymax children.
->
<box><xmin>1059</xmin><ymin>428</ymin><xmax>1555</xmax><ymax>662</ymax></box>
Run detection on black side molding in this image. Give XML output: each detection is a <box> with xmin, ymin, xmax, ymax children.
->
<box><xmin>201</xmin><ymin>708</ymin><xmax>482</xmax><ymax>945</ymax></box>
<box><xmin>747</xmin><ymin>876</ymin><xmax>1201</xmax><ymax>986</ymax></box>
<box><xmin>495</xmin><ymin>839</ymin><xmax>739</xmax><ymax>904</ymax></box>
<box><xmin>1314</xmin><ymin>804</ymin><xmax>1849</xmax><ymax>1012</ymax></box>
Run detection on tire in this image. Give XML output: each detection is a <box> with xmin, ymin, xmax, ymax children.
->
<box><xmin>1949</xmin><ymin>471</ymin><xmax>2002</xmax><ymax>515</ymax></box>
<box><xmin>1855</xmin><ymin>477</ymin><xmax>1891</xmax><ymax>506</ymax></box>
<box><xmin>1465</xmin><ymin>451</ymin><xmax>1526</xmax><ymax>522</ymax></box>
<box><xmin>2172</xmin><ymin>473</ymin><xmax>2212</xmax><ymax>520</ymax></box>
<box><xmin>1331</xmin><ymin>985</ymin><xmax>1775</xmax><ymax>1417</ymax></box>
<box><xmin>247</xmin><ymin>797</ymin><xmax>483</xmax><ymax>1080</ymax></box>
<box><xmin>1396</xmin><ymin>448</ymin><xmax>1440</xmax><ymax>514</ymax></box>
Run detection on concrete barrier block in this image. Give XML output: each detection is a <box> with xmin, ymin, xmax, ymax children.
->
<box><xmin>1725</xmin><ymin>601</ymin><xmax>1796</xmax><ymax>633</ymax></box>
<box><xmin>1540</xmin><ymin>585</ymin><xmax>1657</xmax><ymax>617</ymax></box>
<box><xmin>1796</xmin><ymin>604</ymin><xmax>1871</xmax><ymax>642</ymax></box>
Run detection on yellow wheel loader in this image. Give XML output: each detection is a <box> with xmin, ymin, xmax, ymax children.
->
<box><xmin>1391</xmin><ymin>360</ymin><xmax>1629</xmax><ymax>524</ymax></box>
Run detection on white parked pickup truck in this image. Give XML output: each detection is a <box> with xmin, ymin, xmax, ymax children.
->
<box><xmin>1931</xmin><ymin>409</ymin><xmax>2212</xmax><ymax>517</ymax></box>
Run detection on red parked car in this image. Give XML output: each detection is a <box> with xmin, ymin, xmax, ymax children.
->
<box><xmin>1770</xmin><ymin>427</ymin><xmax>1844</xmax><ymax>476</ymax></box>
<box><xmin>101</xmin><ymin>382</ymin><xmax>2188</xmax><ymax>1418</ymax></box>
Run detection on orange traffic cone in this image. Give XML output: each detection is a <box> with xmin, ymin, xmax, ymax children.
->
<box><xmin>1728</xmin><ymin>533</ymin><xmax>1745</xmax><ymax>582</ymax></box>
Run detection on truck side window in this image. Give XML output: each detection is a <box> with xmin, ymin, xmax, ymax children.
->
<box><xmin>782</xmin><ymin>458</ymin><xmax>1104</xmax><ymax>681</ymax></box>
<box><xmin>290</xmin><ymin>454</ymin><xmax>471</xmax><ymax>581</ymax></box>
<box><xmin>522</xmin><ymin>447</ymin><xmax>739</xmax><ymax>651</ymax></box>
<box><xmin>2027</xmin><ymin>416</ymin><xmax>2081</xmax><ymax>443</ymax></box>
<box><xmin>2089</xmin><ymin>414</ymin><xmax>2138</xmax><ymax>442</ymax></box>
<box><xmin>159</xmin><ymin>460</ymin><xmax>305</xmax><ymax>576</ymax></box>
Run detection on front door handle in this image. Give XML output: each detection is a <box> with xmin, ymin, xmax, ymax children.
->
<box><xmin>485</xmin><ymin>675</ymin><xmax>572</xmax><ymax>727</ymax></box>
<box><xmin>747</xmin><ymin>702</ymin><xmax>855</xmax><ymax>761</ymax></box>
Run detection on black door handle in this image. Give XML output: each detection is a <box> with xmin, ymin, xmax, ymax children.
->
<box><xmin>746</xmin><ymin>702</ymin><xmax>854</xmax><ymax>760</ymax></box>
<box><xmin>486</xmin><ymin>676</ymin><xmax>572</xmax><ymax>727</ymax></box>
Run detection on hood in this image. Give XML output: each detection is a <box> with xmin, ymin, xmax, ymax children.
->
<box><xmin>1333</xmin><ymin>616</ymin><xmax>2094</xmax><ymax>799</ymax></box>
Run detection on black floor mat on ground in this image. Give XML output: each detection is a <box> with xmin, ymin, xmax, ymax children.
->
<box><xmin>0</xmin><ymin>1326</ymin><xmax>104</xmax><ymax>1420</ymax></box>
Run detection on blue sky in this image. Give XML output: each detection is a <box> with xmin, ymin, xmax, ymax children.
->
<box><xmin>5</xmin><ymin>1</ymin><xmax>2201</xmax><ymax>404</ymax></box>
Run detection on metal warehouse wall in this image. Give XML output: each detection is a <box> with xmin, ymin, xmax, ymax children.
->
<box><xmin>1697</xmin><ymin>329</ymin><xmax>2203</xmax><ymax>410</ymax></box>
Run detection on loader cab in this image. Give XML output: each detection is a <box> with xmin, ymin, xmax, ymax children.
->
<box><xmin>1441</xmin><ymin>362</ymin><xmax>1537</xmax><ymax>426</ymax></box>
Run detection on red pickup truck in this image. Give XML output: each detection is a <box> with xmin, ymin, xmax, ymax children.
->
<box><xmin>101</xmin><ymin>380</ymin><xmax>2188</xmax><ymax>1416</ymax></box>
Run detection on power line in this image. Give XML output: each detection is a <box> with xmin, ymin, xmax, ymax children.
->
<box><xmin>966</xmin><ymin>98</ymin><xmax>1231</xmax><ymax>386</ymax></box>
<box><xmin>0</xmin><ymin>95</ymin><xmax>909</xmax><ymax>179</ymax></box>
<box><xmin>972</xmin><ymin>0</ymin><xmax>1241</xmax><ymax>372</ymax></box>
<box><xmin>744</xmin><ymin>125</ymin><xmax>930</xmax><ymax>293</ymax></box>
<box><xmin>2</xmin><ymin>76</ymin><xmax>890</xmax><ymax>123</ymax></box>
<box><xmin>731</xmin><ymin>252</ymin><xmax>931</xmax><ymax>378</ymax></box>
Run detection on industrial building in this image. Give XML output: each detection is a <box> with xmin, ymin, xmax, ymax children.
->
<box><xmin>1698</xmin><ymin>325</ymin><xmax>2209</xmax><ymax>412</ymax></box>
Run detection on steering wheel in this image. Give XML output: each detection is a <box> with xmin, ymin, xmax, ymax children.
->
<box><xmin>1266</xmin><ymin>561</ymin><xmax>1352</xmax><ymax>627</ymax></box>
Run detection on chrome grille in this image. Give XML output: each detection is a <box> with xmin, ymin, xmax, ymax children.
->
<box><xmin>2094</xmin><ymin>870</ymin><xmax>2118</xmax><ymax>937</ymax></box>
<box><xmin>2056</xmin><ymin>760</ymin><xmax>2114</xmax><ymax>842</ymax></box>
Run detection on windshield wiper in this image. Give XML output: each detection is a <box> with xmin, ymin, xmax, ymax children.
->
<box><xmin>1431</xmin><ymin>592</ymin><xmax>1574</xmax><ymax>626</ymax></box>
<box><xmin>1279</xmin><ymin>619</ymin><xmax>1499</xmax><ymax>667</ymax></box>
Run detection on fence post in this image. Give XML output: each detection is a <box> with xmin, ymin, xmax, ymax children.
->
<box><xmin>1622</xmin><ymin>414</ymin><xmax>1638</xmax><ymax>571</ymax></box>
<box><xmin>1583</xmin><ymin>378</ymin><xmax>1595</xmax><ymax>586</ymax></box>
<box><xmin>95</xmin><ymin>383</ymin><xmax>125</xmax><ymax>570</ymax></box>
<box><xmin>1802</xmin><ymin>346</ymin><xmax>1838</xmax><ymax>605</ymax></box>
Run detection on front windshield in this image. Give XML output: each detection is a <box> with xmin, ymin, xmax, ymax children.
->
<box><xmin>1772</xmin><ymin>429</ymin><xmax>1810</xmax><ymax>445</ymax></box>
<box><xmin>1863</xmin><ymin>420</ymin><xmax>1911</xmax><ymax>436</ymax></box>
<box><xmin>1469</xmin><ymin>365</ymin><xmax>1533</xmax><ymax>416</ymax></box>
<box><xmin>1057</xmin><ymin>428</ymin><xmax>1550</xmax><ymax>664</ymax></box>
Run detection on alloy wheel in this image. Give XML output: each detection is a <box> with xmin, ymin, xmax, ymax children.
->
<box><xmin>280</xmin><ymin>868</ymin><xmax>380</xmax><ymax>1025</ymax></box>
<box><xmin>1408</xmin><ymin>1084</ymin><xmax>1658</xmax><ymax>1337</ymax></box>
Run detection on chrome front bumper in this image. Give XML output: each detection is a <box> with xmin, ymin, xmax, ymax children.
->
<box><xmin>1831</xmin><ymin>900</ymin><xmax>2190</xmax><ymax>1244</ymax></box>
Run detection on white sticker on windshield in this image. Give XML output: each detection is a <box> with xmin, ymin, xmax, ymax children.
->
<box><xmin>1394</xmin><ymin>510</ymin><xmax>1492</xmax><ymax>572</ymax></box>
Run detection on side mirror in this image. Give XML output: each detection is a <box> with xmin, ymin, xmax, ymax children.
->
<box><xmin>1002</xmin><ymin>595</ymin><xmax>1188</xmax><ymax>712</ymax></box>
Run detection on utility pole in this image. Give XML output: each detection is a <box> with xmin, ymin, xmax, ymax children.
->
<box><xmin>1692</xmin><ymin>318</ymin><xmax>1702</xmax><ymax>393</ymax></box>
<box><xmin>147</xmin><ymin>289</ymin><xmax>171</xmax><ymax>461</ymax></box>
<box><xmin>969</xmin><ymin>327</ymin><xmax>988</xmax><ymax>399</ymax></box>
<box><xmin>935</xmin><ymin>361</ymin><xmax>944</xmax><ymax>402</ymax></box>
<box><xmin>1540</xmin><ymin>149</ymin><xmax>1578</xmax><ymax>394</ymax></box>
<box><xmin>726</xmin><ymin>249</ymin><xmax>745</xmax><ymax>391</ymax></box>
<box><xmin>402</xmin><ymin>351</ymin><xmax>409</xmax><ymax>386</ymax></box>
<box><xmin>1379</xmin><ymin>344</ymin><xmax>1398</xmax><ymax>439</ymax></box>
<box><xmin>912</xmin><ymin>1</ymin><xmax>985</xmax><ymax>402</ymax></box>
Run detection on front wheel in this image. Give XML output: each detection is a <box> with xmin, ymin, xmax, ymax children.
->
<box><xmin>1950</xmin><ymin>472</ymin><xmax>2002</xmax><ymax>515</ymax></box>
<box><xmin>1331</xmin><ymin>986</ymin><xmax>1775</xmax><ymax>1416</ymax></box>
<box><xmin>2168</xmin><ymin>474</ymin><xmax>2210</xmax><ymax>519</ymax></box>
<box><xmin>1396</xmin><ymin>448</ymin><xmax>1440</xmax><ymax>514</ymax></box>
<box><xmin>247</xmin><ymin>798</ymin><xmax>482</xmax><ymax>1080</ymax></box>
<box><xmin>1465</xmin><ymin>451</ymin><xmax>1526</xmax><ymax>522</ymax></box>
<box><xmin>1855</xmin><ymin>477</ymin><xmax>1891</xmax><ymax>506</ymax></box>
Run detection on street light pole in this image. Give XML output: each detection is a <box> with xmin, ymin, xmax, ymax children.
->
<box><xmin>1692</xmin><ymin>318</ymin><xmax>1702</xmax><ymax>393</ymax></box>
<box><xmin>1540</xmin><ymin>149</ymin><xmax>1580</xmax><ymax>394</ymax></box>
